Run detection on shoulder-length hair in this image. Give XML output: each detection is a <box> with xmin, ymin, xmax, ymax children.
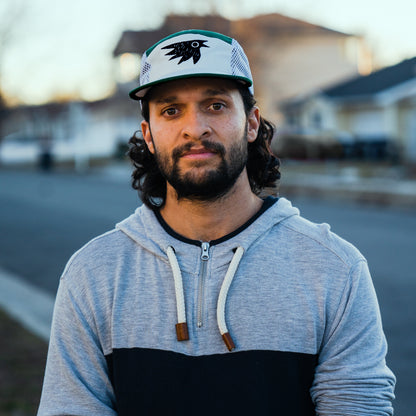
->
<box><xmin>127</xmin><ymin>85</ymin><xmax>281</xmax><ymax>209</ymax></box>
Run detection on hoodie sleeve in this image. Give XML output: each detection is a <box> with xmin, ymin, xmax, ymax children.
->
<box><xmin>310</xmin><ymin>260</ymin><xmax>396</xmax><ymax>415</ymax></box>
<box><xmin>37</xmin><ymin>276</ymin><xmax>116</xmax><ymax>416</ymax></box>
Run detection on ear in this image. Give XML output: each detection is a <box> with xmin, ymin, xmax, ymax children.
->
<box><xmin>246</xmin><ymin>107</ymin><xmax>260</xmax><ymax>143</ymax></box>
<box><xmin>141</xmin><ymin>120</ymin><xmax>155</xmax><ymax>154</ymax></box>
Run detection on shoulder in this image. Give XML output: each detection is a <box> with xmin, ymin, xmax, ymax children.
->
<box><xmin>279</xmin><ymin>210</ymin><xmax>365</xmax><ymax>269</ymax></box>
<box><xmin>60</xmin><ymin>228</ymin><xmax>135</xmax><ymax>286</ymax></box>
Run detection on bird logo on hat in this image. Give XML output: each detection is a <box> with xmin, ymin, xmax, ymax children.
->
<box><xmin>162</xmin><ymin>40</ymin><xmax>209</xmax><ymax>64</ymax></box>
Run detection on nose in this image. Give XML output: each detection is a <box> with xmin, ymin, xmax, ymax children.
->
<box><xmin>182</xmin><ymin>108</ymin><xmax>211</xmax><ymax>141</ymax></box>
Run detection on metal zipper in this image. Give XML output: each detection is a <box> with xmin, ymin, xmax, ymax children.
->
<box><xmin>197</xmin><ymin>242</ymin><xmax>210</xmax><ymax>328</ymax></box>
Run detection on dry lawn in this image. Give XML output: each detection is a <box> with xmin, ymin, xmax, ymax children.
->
<box><xmin>0</xmin><ymin>309</ymin><xmax>47</xmax><ymax>415</ymax></box>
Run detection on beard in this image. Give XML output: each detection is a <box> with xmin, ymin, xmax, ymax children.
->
<box><xmin>152</xmin><ymin>130</ymin><xmax>248</xmax><ymax>202</ymax></box>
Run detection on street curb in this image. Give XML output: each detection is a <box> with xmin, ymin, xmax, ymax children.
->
<box><xmin>279</xmin><ymin>175</ymin><xmax>416</xmax><ymax>210</ymax></box>
<box><xmin>0</xmin><ymin>267</ymin><xmax>55</xmax><ymax>342</ymax></box>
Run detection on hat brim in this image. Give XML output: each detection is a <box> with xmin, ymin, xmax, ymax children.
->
<box><xmin>129</xmin><ymin>73</ymin><xmax>253</xmax><ymax>100</ymax></box>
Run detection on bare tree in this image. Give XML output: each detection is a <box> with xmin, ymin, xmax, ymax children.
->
<box><xmin>0</xmin><ymin>1</ymin><xmax>25</xmax><ymax>139</ymax></box>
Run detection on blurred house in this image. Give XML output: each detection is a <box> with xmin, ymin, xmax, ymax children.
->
<box><xmin>280</xmin><ymin>57</ymin><xmax>416</xmax><ymax>162</ymax></box>
<box><xmin>113</xmin><ymin>13</ymin><xmax>372</xmax><ymax>121</ymax></box>
<box><xmin>0</xmin><ymin>89</ymin><xmax>138</xmax><ymax>168</ymax></box>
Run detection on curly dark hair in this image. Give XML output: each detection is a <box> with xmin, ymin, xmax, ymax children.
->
<box><xmin>128</xmin><ymin>85</ymin><xmax>281</xmax><ymax>209</ymax></box>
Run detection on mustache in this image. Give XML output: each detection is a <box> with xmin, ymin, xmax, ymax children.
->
<box><xmin>172</xmin><ymin>140</ymin><xmax>226</xmax><ymax>161</ymax></box>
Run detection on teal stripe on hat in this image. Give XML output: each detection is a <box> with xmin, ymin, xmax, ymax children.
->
<box><xmin>128</xmin><ymin>73</ymin><xmax>253</xmax><ymax>99</ymax></box>
<box><xmin>146</xmin><ymin>30</ymin><xmax>233</xmax><ymax>56</ymax></box>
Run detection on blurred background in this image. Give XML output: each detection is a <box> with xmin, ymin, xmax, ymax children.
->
<box><xmin>0</xmin><ymin>0</ymin><xmax>415</xmax><ymax>414</ymax></box>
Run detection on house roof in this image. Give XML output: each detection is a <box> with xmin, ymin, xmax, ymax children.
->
<box><xmin>323</xmin><ymin>57</ymin><xmax>416</xmax><ymax>98</ymax></box>
<box><xmin>113</xmin><ymin>13</ymin><xmax>350</xmax><ymax>56</ymax></box>
<box><xmin>113</xmin><ymin>14</ymin><xmax>232</xmax><ymax>56</ymax></box>
<box><xmin>234</xmin><ymin>13</ymin><xmax>349</xmax><ymax>38</ymax></box>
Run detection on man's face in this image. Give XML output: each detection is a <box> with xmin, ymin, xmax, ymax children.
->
<box><xmin>141</xmin><ymin>77</ymin><xmax>259</xmax><ymax>201</ymax></box>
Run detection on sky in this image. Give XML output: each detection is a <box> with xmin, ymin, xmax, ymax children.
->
<box><xmin>1</xmin><ymin>0</ymin><xmax>416</xmax><ymax>106</ymax></box>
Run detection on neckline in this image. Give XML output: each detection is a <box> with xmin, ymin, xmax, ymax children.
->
<box><xmin>154</xmin><ymin>196</ymin><xmax>278</xmax><ymax>246</ymax></box>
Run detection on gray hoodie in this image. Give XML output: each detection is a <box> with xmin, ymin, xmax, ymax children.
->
<box><xmin>38</xmin><ymin>197</ymin><xmax>395</xmax><ymax>415</ymax></box>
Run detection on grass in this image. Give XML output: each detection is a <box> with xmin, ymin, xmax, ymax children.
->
<box><xmin>0</xmin><ymin>309</ymin><xmax>48</xmax><ymax>416</ymax></box>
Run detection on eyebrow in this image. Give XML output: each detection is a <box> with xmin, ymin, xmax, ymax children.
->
<box><xmin>153</xmin><ymin>88</ymin><xmax>233</xmax><ymax>104</ymax></box>
<box><xmin>204</xmin><ymin>88</ymin><xmax>232</xmax><ymax>97</ymax></box>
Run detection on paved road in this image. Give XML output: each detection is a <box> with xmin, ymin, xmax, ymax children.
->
<box><xmin>0</xmin><ymin>168</ymin><xmax>138</xmax><ymax>294</ymax></box>
<box><xmin>0</xmin><ymin>167</ymin><xmax>415</xmax><ymax>414</ymax></box>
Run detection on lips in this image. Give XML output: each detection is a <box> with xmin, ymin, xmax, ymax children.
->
<box><xmin>181</xmin><ymin>147</ymin><xmax>216</xmax><ymax>158</ymax></box>
<box><xmin>172</xmin><ymin>140</ymin><xmax>225</xmax><ymax>162</ymax></box>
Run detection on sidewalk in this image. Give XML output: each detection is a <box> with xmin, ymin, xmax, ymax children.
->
<box><xmin>97</xmin><ymin>160</ymin><xmax>416</xmax><ymax>209</ymax></box>
<box><xmin>279</xmin><ymin>163</ymin><xmax>416</xmax><ymax>209</ymax></box>
<box><xmin>0</xmin><ymin>267</ymin><xmax>54</xmax><ymax>342</ymax></box>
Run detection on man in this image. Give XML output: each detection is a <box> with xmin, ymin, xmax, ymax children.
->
<box><xmin>38</xmin><ymin>30</ymin><xmax>395</xmax><ymax>415</ymax></box>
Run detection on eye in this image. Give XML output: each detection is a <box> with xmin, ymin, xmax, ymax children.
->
<box><xmin>162</xmin><ymin>107</ymin><xmax>178</xmax><ymax>116</ymax></box>
<box><xmin>209</xmin><ymin>102</ymin><xmax>225</xmax><ymax>111</ymax></box>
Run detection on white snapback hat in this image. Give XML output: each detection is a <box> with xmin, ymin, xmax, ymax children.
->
<box><xmin>129</xmin><ymin>29</ymin><xmax>254</xmax><ymax>100</ymax></box>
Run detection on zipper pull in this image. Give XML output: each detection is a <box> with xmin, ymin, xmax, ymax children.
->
<box><xmin>201</xmin><ymin>242</ymin><xmax>210</xmax><ymax>260</ymax></box>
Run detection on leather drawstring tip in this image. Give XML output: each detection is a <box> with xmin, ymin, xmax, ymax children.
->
<box><xmin>176</xmin><ymin>323</ymin><xmax>189</xmax><ymax>341</ymax></box>
<box><xmin>222</xmin><ymin>332</ymin><xmax>235</xmax><ymax>351</ymax></box>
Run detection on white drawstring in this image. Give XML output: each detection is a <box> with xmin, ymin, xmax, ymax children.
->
<box><xmin>166</xmin><ymin>246</ymin><xmax>189</xmax><ymax>341</ymax></box>
<box><xmin>217</xmin><ymin>246</ymin><xmax>245</xmax><ymax>351</ymax></box>
<box><xmin>166</xmin><ymin>245</ymin><xmax>245</xmax><ymax>350</ymax></box>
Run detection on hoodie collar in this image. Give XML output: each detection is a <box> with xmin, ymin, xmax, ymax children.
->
<box><xmin>116</xmin><ymin>196</ymin><xmax>299</xmax><ymax>255</ymax></box>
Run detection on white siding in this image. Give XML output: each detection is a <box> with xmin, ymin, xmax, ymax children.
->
<box><xmin>350</xmin><ymin>110</ymin><xmax>385</xmax><ymax>139</ymax></box>
<box><xmin>404</xmin><ymin>108</ymin><xmax>416</xmax><ymax>161</ymax></box>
